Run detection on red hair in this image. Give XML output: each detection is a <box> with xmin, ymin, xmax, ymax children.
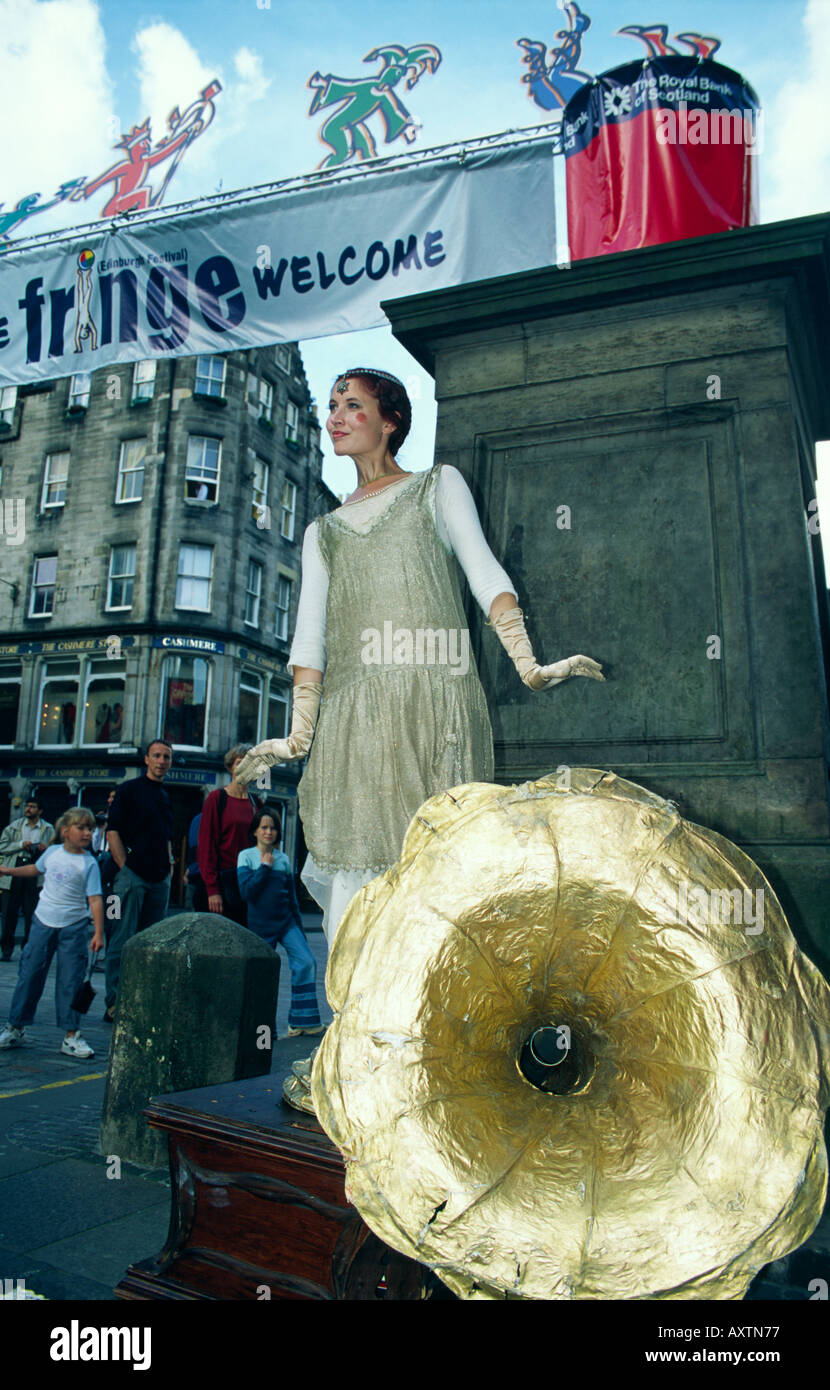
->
<box><xmin>335</xmin><ymin>371</ymin><xmax>412</xmax><ymax>457</ymax></box>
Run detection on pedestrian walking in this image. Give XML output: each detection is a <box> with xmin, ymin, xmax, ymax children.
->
<box><xmin>182</xmin><ymin>802</ymin><xmax>205</xmax><ymax>912</ymax></box>
<box><xmin>92</xmin><ymin>790</ymin><xmax>119</xmax><ymax>891</ymax></box>
<box><xmin>196</xmin><ymin>745</ymin><xmax>258</xmax><ymax>926</ymax></box>
<box><xmin>237</xmin><ymin>809</ymin><xmax>324</xmax><ymax>1037</ymax></box>
<box><xmin>90</xmin><ymin>792</ymin><xmax>118</xmax><ymax>973</ymax></box>
<box><xmin>0</xmin><ymin>807</ymin><xmax>104</xmax><ymax>1059</ymax></box>
<box><xmin>91</xmin><ymin>788</ymin><xmax>115</xmax><ymax>854</ymax></box>
<box><xmin>103</xmin><ymin>740</ymin><xmax>174</xmax><ymax>1022</ymax></box>
<box><xmin>0</xmin><ymin>798</ymin><xmax>55</xmax><ymax>960</ymax></box>
<box><xmin>91</xmin><ymin>811</ymin><xmax>108</xmax><ymax>856</ymax></box>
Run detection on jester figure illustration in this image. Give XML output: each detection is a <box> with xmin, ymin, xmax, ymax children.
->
<box><xmin>69</xmin><ymin>81</ymin><xmax>221</xmax><ymax>218</ymax></box>
<box><xmin>517</xmin><ymin>5</ymin><xmax>721</xmax><ymax>114</ymax></box>
<box><xmin>617</xmin><ymin>25</ymin><xmax>721</xmax><ymax>59</ymax></box>
<box><xmin>308</xmin><ymin>45</ymin><xmax>442</xmax><ymax>169</ymax></box>
<box><xmin>0</xmin><ymin>182</ymin><xmax>86</xmax><ymax>245</ymax></box>
<box><xmin>517</xmin><ymin>2</ymin><xmax>593</xmax><ymax>112</ymax></box>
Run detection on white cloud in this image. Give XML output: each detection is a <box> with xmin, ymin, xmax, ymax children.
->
<box><xmin>131</xmin><ymin>21</ymin><xmax>214</xmax><ymax>139</ymax></box>
<box><xmin>762</xmin><ymin>0</ymin><xmax>830</xmax><ymax>222</ymax></box>
<box><xmin>234</xmin><ymin>46</ymin><xmax>270</xmax><ymax>103</ymax></box>
<box><xmin>128</xmin><ymin>22</ymin><xmax>273</xmax><ymax>201</ymax></box>
<box><xmin>0</xmin><ymin>0</ymin><xmax>114</xmax><ymax>226</ymax></box>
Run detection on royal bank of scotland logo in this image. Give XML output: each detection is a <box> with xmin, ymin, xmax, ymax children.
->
<box><xmin>603</xmin><ymin>85</ymin><xmax>632</xmax><ymax>118</ymax></box>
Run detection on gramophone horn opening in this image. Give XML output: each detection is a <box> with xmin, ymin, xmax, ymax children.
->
<box><xmin>518</xmin><ymin>1023</ymin><xmax>595</xmax><ymax>1095</ymax></box>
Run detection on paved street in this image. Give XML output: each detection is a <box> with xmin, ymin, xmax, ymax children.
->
<box><xmin>0</xmin><ymin>912</ymin><xmax>331</xmax><ymax>1301</ymax></box>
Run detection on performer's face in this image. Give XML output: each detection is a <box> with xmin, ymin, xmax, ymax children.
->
<box><xmin>327</xmin><ymin>379</ymin><xmax>393</xmax><ymax>458</ymax></box>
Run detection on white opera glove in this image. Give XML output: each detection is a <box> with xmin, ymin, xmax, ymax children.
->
<box><xmin>233</xmin><ymin>682</ymin><xmax>323</xmax><ymax>786</ymax></box>
<box><xmin>490</xmin><ymin>607</ymin><xmax>604</xmax><ymax>692</ymax></box>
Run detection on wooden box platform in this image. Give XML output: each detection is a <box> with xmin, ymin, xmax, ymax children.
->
<box><xmin>115</xmin><ymin>1073</ymin><xmax>451</xmax><ymax>1301</ymax></box>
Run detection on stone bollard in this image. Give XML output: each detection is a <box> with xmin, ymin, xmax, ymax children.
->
<box><xmin>100</xmin><ymin>913</ymin><xmax>280</xmax><ymax>1168</ymax></box>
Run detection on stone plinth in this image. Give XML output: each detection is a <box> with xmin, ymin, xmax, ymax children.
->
<box><xmin>385</xmin><ymin>214</ymin><xmax>830</xmax><ymax>970</ymax></box>
<box><xmin>100</xmin><ymin>913</ymin><xmax>280</xmax><ymax>1167</ymax></box>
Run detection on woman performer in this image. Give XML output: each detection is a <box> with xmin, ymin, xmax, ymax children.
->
<box><xmin>234</xmin><ymin>367</ymin><xmax>603</xmax><ymax>944</ymax></box>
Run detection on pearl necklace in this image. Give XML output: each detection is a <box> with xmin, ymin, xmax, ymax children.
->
<box><xmin>345</xmin><ymin>471</ymin><xmax>409</xmax><ymax>504</ymax></box>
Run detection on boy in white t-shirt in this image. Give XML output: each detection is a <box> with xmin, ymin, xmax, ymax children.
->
<box><xmin>0</xmin><ymin>807</ymin><xmax>104</xmax><ymax>1059</ymax></box>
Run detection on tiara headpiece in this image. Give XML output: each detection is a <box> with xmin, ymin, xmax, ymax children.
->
<box><xmin>335</xmin><ymin>367</ymin><xmax>406</xmax><ymax>393</ymax></box>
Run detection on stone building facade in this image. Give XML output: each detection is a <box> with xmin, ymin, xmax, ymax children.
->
<box><xmin>0</xmin><ymin>344</ymin><xmax>337</xmax><ymax>896</ymax></box>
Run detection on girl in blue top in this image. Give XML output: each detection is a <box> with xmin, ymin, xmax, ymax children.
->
<box><xmin>0</xmin><ymin>807</ymin><xmax>104</xmax><ymax>1059</ymax></box>
<box><xmin>237</xmin><ymin>810</ymin><xmax>324</xmax><ymax>1037</ymax></box>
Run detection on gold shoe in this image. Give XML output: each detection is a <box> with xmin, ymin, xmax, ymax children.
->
<box><xmin>290</xmin><ymin>1045</ymin><xmax>321</xmax><ymax>1084</ymax></box>
<box><xmin>282</xmin><ymin>1070</ymin><xmax>318</xmax><ymax>1115</ymax></box>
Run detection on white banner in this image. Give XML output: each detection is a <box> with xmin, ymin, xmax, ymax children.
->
<box><xmin>0</xmin><ymin>142</ymin><xmax>555</xmax><ymax>387</ymax></box>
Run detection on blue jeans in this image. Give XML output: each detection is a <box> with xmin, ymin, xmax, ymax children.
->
<box><xmin>105</xmin><ymin>865</ymin><xmax>170</xmax><ymax>1008</ymax></box>
<box><xmin>278</xmin><ymin>924</ymin><xmax>322</xmax><ymax>1028</ymax></box>
<box><xmin>9</xmin><ymin>913</ymin><xmax>89</xmax><ymax>1031</ymax></box>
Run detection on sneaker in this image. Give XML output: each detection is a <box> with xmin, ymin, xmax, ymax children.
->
<box><xmin>0</xmin><ymin>1024</ymin><xmax>24</xmax><ymax>1048</ymax></box>
<box><xmin>61</xmin><ymin>1033</ymin><xmax>94</xmax><ymax>1059</ymax></box>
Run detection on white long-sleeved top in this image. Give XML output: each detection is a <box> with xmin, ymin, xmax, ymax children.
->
<box><xmin>288</xmin><ymin>465</ymin><xmax>517</xmax><ymax>674</ymax></box>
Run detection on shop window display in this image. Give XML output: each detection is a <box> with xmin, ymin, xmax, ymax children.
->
<box><xmin>238</xmin><ymin>671</ymin><xmax>262</xmax><ymax>743</ymax></box>
<box><xmin>0</xmin><ymin>663</ymin><xmax>21</xmax><ymax>744</ymax></box>
<box><xmin>82</xmin><ymin>661</ymin><xmax>126</xmax><ymax>744</ymax></box>
<box><xmin>161</xmin><ymin>655</ymin><xmax>210</xmax><ymax>748</ymax></box>
<box><xmin>37</xmin><ymin>661</ymin><xmax>79</xmax><ymax>746</ymax></box>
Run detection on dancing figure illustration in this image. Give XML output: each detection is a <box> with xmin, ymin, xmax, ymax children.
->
<box><xmin>308</xmin><ymin>44</ymin><xmax>441</xmax><ymax>169</ymax></box>
<box><xmin>70</xmin><ymin>81</ymin><xmax>221</xmax><ymax>218</ymax></box>
<box><xmin>517</xmin><ymin>2</ymin><xmax>593</xmax><ymax>112</ymax></box>
<box><xmin>0</xmin><ymin>181</ymin><xmax>85</xmax><ymax>244</ymax></box>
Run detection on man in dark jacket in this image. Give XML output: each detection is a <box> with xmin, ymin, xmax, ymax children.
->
<box><xmin>103</xmin><ymin>741</ymin><xmax>174</xmax><ymax>1021</ymax></box>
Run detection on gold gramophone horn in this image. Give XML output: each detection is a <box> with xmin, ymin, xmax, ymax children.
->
<box><xmin>311</xmin><ymin>770</ymin><xmax>830</xmax><ymax>1300</ymax></box>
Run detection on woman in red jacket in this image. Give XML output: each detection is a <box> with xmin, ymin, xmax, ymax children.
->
<box><xmin>196</xmin><ymin>744</ymin><xmax>259</xmax><ymax>925</ymax></box>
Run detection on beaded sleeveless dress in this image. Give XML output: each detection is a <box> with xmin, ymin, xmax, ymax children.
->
<box><xmin>298</xmin><ymin>466</ymin><xmax>493</xmax><ymax>927</ymax></box>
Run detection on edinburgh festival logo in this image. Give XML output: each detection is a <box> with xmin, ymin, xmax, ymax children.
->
<box><xmin>517</xmin><ymin>4</ymin><xmax>721</xmax><ymax>114</ymax></box>
<box><xmin>74</xmin><ymin>249</ymin><xmax>98</xmax><ymax>353</ymax></box>
<box><xmin>308</xmin><ymin>44</ymin><xmax>442</xmax><ymax>169</ymax></box>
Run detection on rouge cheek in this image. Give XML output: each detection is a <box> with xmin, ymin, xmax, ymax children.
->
<box><xmin>355</xmin><ymin>411</ymin><xmax>368</xmax><ymax>423</ymax></box>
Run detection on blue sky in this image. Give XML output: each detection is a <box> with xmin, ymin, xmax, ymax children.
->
<box><xmin>2</xmin><ymin>0</ymin><xmax>829</xmax><ymax>500</ymax></box>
